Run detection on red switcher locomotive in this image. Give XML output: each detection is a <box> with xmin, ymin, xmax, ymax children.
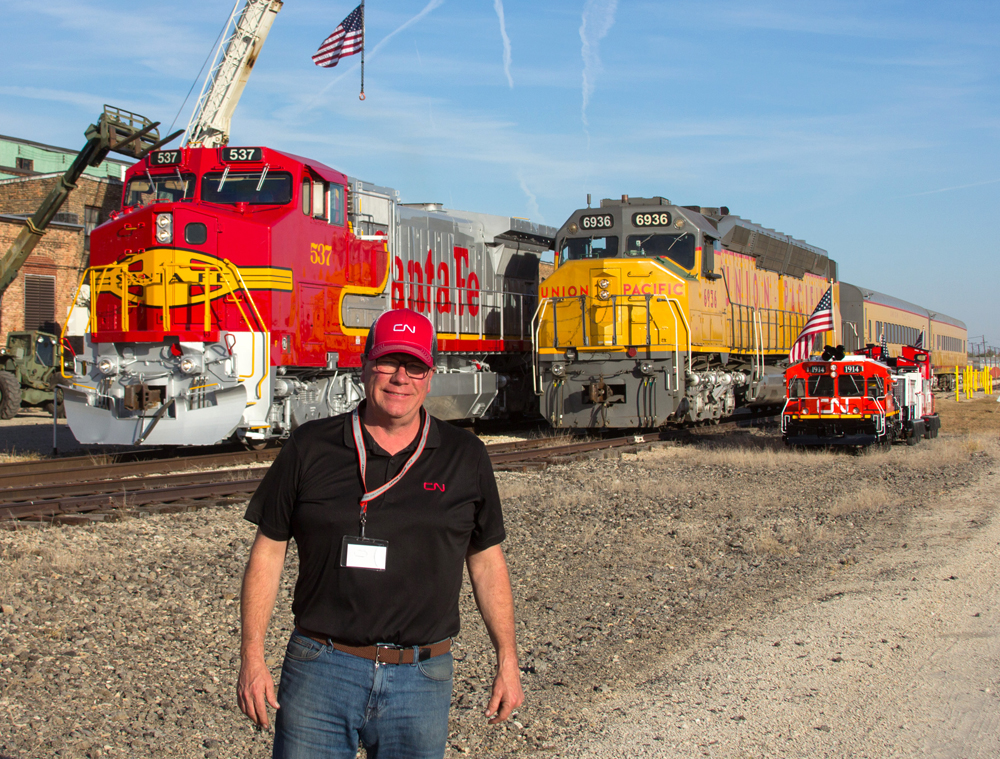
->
<box><xmin>63</xmin><ymin>145</ymin><xmax>553</xmax><ymax>446</ymax></box>
<box><xmin>781</xmin><ymin>344</ymin><xmax>940</xmax><ymax>449</ymax></box>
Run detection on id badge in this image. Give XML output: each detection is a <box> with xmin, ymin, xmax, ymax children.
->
<box><xmin>340</xmin><ymin>535</ymin><xmax>388</xmax><ymax>571</ymax></box>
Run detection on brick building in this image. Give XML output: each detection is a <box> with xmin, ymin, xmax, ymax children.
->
<box><xmin>0</xmin><ymin>134</ymin><xmax>130</xmax><ymax>344</ymax></box>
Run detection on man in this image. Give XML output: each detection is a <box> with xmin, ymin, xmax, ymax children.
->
<box><xmin>237</xmin><ymin>308</ymin><xmax>523</xmax><ymax>758</ymax></box>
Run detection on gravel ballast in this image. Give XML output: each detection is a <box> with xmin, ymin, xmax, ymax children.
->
<box><xmin>0</xmin><ymin>421</ymin><xmax>997</xmax><ymax>757</ymax></box>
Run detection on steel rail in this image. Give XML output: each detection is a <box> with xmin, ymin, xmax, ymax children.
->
<box><xmin>0</xmin><ymin>435</ymin><xmax>656</xmax><ymax>523</ymax></box>
<box><xmin>0</xmin><ymin>448</ymin><xmax>280</xmax><ymax>490</ymax></box>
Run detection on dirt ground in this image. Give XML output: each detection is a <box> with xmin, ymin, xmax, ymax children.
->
<box><xmin>0</xmin><ymin>393</ymin><xmax>997</xmax><ymax>758</ymax></box>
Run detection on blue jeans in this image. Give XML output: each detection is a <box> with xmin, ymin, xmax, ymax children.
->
<box><xmin>273</xmin><ymin>631</ymin><xmax>454</xmax><ymax>759</ymax></box>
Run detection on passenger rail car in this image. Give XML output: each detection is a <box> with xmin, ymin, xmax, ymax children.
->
<box><xmin>63</xmin><ymin>145</ymin><xmax>554</xmax><ymax>446</ymax></box>
<box><xmin>533</xmin><ymin>197</ymin><xmax>837</xmax><ymax>428</ymax></box>
<box><xmin>838</xmin><ymin>283</ymin><xmax>967</xmax><ymax>390</ymax></box>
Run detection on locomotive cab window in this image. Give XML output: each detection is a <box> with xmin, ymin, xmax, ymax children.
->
<box><xmin>562</xmin><ymin>235</ymin><xmax>618</xmax><ymax>261</ymax></box>
<box><xmin>837</xmin><ymin>375</ymin><xmax>865</xmax><ymax>397</ymax></box>
<box><xmin>807</xmin><ymin>375</ymin><xmax>834</xmax><ymax>397</ymax></box>
<box><xmin>312</xmin><ymin>178</ymin><xmax>328</xmax><ymax>219</ymax></box>
<box><xmin>625</xmin><ymin>233</ymin><xmax>695</xmax><ymax>269</ymax></box>
<box><xmin>330</xmin><ymin>184</ymin><xmax>345</xmax><ymax>226</ymax></box>
<box><xmin>201</xmin><ymin>171</ymin><xmax>292</xmax><ymax>205</ymax></box>
<box><xmin>788</xmin><ymin>377</ymin><xmax>805</xmax><ymax>398</ymax></box>
<box><xmin>124</xmin><ymin>173</ymin><xmax>195</xmax><ymax>207</ymax></box>
<box><xmin>867</xmin><ymin>375</ymin><xmax>884</xmax><ymax>398</ymax></box>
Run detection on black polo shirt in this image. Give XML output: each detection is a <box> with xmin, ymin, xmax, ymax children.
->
<box><xmin>244</xmin><ymin>407</ymin><xmax>505</xmax><ymax>647</ymax></box>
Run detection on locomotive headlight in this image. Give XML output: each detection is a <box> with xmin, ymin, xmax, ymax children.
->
<box><xmin>598</xmin><ymin>290</ymin><xmax>611</xmax><ymax>301</ymax></box>
<box><xmin>96</xmin><ymin>356</ymin><xmax>118</xmax><ymax>375</ymax></box>
<box><xmin>674</xmin><ymin>218</ymin><xmax>685</xmax><ymax>229</ymax></box>
<box><xmin>551</xmin><ymin>362</ymin><xmax>566</xmax><ymax>377</ymax></box>
<box><xmin>597</xmin><ymin>278</ymin><xmax>610</xmax><ymax>289</ymax></box>
<box><xmin>851</xmin><ymin>406</ymin><xmax>859</xmax><ymax>414</ymax></box>
<box><xmin>640</xmin><ymin>361</ymin><xmax>656</xmax><ymax>376</ymax></box>
<box><xmin>178</xmin><ymin>355</ymin><xmax>203</xmax><ymax>375</ymax></box>
<box><xmin>155</xmin><ymin>213</ymin><xmax>173</xmax><ymax>243</ymax></box>
<box><xmin>568</xmin><ymin>223</ymin><xmax>579</xmax><ymax>234</ymax></box>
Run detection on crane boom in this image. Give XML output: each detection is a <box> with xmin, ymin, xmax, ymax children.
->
<box><xmin>185</xmin><ymin>0</ymin><xmax>284</xmax><ymax>149</ymax></box>
<box><xmin>0</xmin><ymin>106</ymin><xmax>182</xmax><ymax>300</ymax></box>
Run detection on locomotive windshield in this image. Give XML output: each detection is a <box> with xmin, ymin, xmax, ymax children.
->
<box><xmin>561</xmin><ymin>235</ymin><xmax>618</xmax><ymax>261</ymax></box>
<box><xmin>837</xmin><ymin>375</ymin><xmax>865</xmax><ymax>397</ymax></box>
<box><xmin>124</xmin><ymin>173</ymin><xmax>195</xmax><ymax>207</ymax></box>
<box><xmin>867</xmin><ymin>375</ymin><xmax>884</xmax><ymax>398</ymax></box>
<box><xmin>201</xmin><ymin>171</ymin><xmax>293</xmax><ymax>205</ymax></box>
<box><xmin>807</xmin><ymin>375</ymin><xmax>835</xmax><ymax>397</ymax></box>
<box><xmin>626</xmin><ymin>234</ymin><xmax>695</xmax><ymax>269</ymax></box>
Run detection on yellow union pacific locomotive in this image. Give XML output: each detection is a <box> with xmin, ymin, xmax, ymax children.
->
<box><xmin>532</xmin><ymin>196</ymin><xmax>836</xmax><ymax>427</ymax></box>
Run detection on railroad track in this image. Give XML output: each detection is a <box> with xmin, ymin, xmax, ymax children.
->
<box><xmin>0</xmin><ymin>433</ymin><xmax>662</xmax><ymax>525</ymax></box>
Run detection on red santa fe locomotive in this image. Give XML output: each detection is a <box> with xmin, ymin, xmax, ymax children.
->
<box><xmin>63</xmin><ymin>145</ymin><xmax>553</xmax><ymax>446</ymax></box>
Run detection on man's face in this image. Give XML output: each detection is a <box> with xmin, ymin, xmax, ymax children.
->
<box><xmin>361</xmin><ymin>352</ymin><xmax>434</xmax><ymax>423</ymax></box>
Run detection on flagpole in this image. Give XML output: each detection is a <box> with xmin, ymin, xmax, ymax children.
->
<box><xmin>359</xmin><ymin>0</ymin><xmax>366</xmax><ymax>100</ymax></box>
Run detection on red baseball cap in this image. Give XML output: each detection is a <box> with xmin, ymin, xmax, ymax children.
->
<box><xmin>364</xmin><ymin>309</ymin><xmax>435</xmax><ymax>367</ymax></box>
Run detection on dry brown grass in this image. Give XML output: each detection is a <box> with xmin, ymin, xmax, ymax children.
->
<box><xmin>936</xmin><ymin>394</ymin><xmax>1000</xmax><ymax>435</ymax></box>
<box><xmin>828</xmin><ymin>483</ymin><xmax>893</xmax><ymax>517</ymax></box>
<box><xmin>0</xmin><ymin>449</ymin><xmax>45</xmax><ymax>464</ymax></box>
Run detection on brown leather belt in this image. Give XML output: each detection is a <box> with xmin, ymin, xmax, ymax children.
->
<box><xmin>296</xmin><ymin>627</ymin><xmax>451</xmax><ymax>665</ymax></box>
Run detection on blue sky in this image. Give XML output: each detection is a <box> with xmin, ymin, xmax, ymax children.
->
<box><xmin>2</xmin><ymin>0</ymin><xmax>998</xmax><ymax>346</ymax></box>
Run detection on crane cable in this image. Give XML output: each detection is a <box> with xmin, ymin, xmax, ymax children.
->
<box><xmin>167</xmin><ymin>0</ymin><xmax>241</xmax><ymax>137</ymax></box>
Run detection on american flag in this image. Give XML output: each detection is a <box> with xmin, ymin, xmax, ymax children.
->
<box><xmin>788</xmin><ymin>286</ymin><xmax>834</xmax><ymax>363</ymax></box>
<box><xmin>312</xmin><ymin>4</ymin><xmax>364</xmax><ymax>68</ymax></box>
<box><xmin>914</xmin><ymin>331</ymin><xmax>924</xmax><ymax>349</ymax></box>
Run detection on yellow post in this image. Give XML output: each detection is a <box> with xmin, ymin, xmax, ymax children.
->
<box><xmin>956</xmin><ymin>366</ymin><xmax>960</xmax><ymax>402</ymax></box>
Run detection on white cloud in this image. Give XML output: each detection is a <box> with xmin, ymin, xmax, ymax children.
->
<box><xmin>579</xmin><ymin>0</ymin><xmax>618</xmax><ymax>127</ymax></box>
<box><xmin>494</xmin><ymin>0</ymin><xmax>514</xmax><ymax>89</ymax></box>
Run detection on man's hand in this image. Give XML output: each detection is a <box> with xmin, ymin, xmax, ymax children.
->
<box><xmin>237</xmin><ymin>655</ymin><xmax>279</xmax><ymax>728</ymax></box>
<box><xmin>485</xmin><ymin>657</ymin><xmax>524</xmax><ymax>724</ymax></box>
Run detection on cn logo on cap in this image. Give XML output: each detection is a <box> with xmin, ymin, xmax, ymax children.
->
<box><xmin>366</xmin><ymin>308</ymin><xmax>435</xmax><ymax>367</ymax></box>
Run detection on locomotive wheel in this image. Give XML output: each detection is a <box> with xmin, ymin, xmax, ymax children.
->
<box><xmin>0</xmin><ymin>371</ymin><xmax>21</xmax><ymax>420</ymax></box>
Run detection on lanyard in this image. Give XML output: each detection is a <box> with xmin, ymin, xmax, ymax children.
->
<box><xmin>351</xmin><ymin>407</ymin><xmax>431</xmax><ymax>537</ymax></box>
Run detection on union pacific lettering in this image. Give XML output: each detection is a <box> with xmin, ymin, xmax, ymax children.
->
<box><xmin>390</xmin><ymin>247</ymin><xmax>480</xmax><ymax>316</ymax></box>
<box><xmin>539</xmin><ymin>285</ymin><xmax>589</xmax><ymax>297</ymax></box>
<box><xmin>539</xmin><ymin>283</ymin><xmax>685</xmax><ymax>297</ymax></box>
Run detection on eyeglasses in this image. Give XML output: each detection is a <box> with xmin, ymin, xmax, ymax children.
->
<box><xmin>371</xmin><ymin>356</ymin><xmax>432</xmax><ymax>379</ymax></box>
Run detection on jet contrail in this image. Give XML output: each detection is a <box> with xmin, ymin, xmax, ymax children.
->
<box><xmin>580</xmin><ymin>0</ymin><xmax>618</xmax><ymax>127</ymax></box>
<box><xmin>517</xmin><ymin>170</ymin><xmax>541</xmax><ymax>221</ymax></box>
<box><xmin>494</xmin><ymin>0</ymin><xmax>514</xmax><ymax>88</ymax></box>
<box><xmin>901</xmin><ymin>177</ymin><xmax>1000</xmax><ymax>198</ymax></box>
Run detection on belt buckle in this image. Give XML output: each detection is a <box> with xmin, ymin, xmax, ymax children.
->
<box><xmin>375</xmin><ymin>644</ymin><xmax>403</xmax><ymax>666</ymax></box>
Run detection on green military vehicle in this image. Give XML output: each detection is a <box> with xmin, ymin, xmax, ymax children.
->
<box><xmin>0</xmin><ymin>330</ymin><xmax>72</xmax><ymax>418</ymax></box>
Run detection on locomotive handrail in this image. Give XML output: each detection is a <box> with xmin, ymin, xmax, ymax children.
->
<box><xmin>59</xmin><ymin>270</ymin><xmax>92</xmax><ymax>379</ymax></box>
<box><xmin>653</xmin><ymin>296</ymin><xmax>691</xmax><ymax>392</ymax></box>
<box><xmin>227</xmin><ymin>261</ymin><xmax>269</xmax><ymax>400</ymax></box>
<box><xmin>77</xmin><ymin>257</ymin><xmax>271</xmax><ymax>400</ymax></box>
<box><xmin>530</xmin><ymin>298</ymin><xmax>548</xmax><ymax>395</ymax></box>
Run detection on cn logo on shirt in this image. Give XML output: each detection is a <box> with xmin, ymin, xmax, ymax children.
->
<box><xmin>423</xmin><ymin>482</ymin><xmax>446</xmax><ymax>492</ymax></box>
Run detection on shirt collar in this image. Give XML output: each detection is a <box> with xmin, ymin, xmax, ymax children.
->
<box><xmin>343</xmin><ymin>403</ymin><xmax>441</xmax><ymax>454</ymax></box>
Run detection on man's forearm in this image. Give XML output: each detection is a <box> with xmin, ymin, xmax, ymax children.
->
<box><xmin>240</xmin><ymin>529</ymin><xmax>288</xmax><ymax>659</ymax></box>
<box><xmin>466</xmin><ymin>545</ymin><xmax>518</xmax><ymax>662</ymax></box>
